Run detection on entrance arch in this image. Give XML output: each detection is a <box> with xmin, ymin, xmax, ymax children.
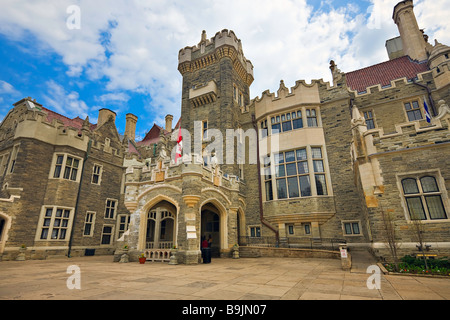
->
<box><xmin>143</xmin><ymin>200</ymin><xmax>177</xmax><ymax>250</ymax></box>
<box><xmin>200</xmin><ymin>199</ymin><xmax>228</xmax><ymax>258</ymax></box>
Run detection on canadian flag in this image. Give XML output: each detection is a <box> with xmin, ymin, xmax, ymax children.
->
<box><xmin>175</xmin><ymin>125</ymin><xmax>182</xmax><ymax>162</ymax></box>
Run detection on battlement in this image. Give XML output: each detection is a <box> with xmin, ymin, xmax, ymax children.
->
<box><xmin>250</xmin><ymin>79</ymin><xmax>330</xmax><ymax>119</ymax></box>
<box><xmin>9</xmin><ymin>102</ymin><xmax>122</xmax><ymax>158</ymax></box>
<box><xmin>178</xmin><ymin>29</ymin><xmax>254</xmax><ymax>83</ymax></box>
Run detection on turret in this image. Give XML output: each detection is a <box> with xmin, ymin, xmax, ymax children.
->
<box><xmin>392</xmin><ymin>0</ymin><xmax>428</xmax><ymax>61</ymax></box>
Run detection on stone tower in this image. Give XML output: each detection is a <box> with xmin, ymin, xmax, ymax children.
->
<box><xmin>177</xmin><ymin>30</ymin><xmax>254</xmax><ymax>175</ymax></box>
<box><xmin>393</xmin><ymin>0</ymin><xmax>428</xmax><ymax>61</ymax></box>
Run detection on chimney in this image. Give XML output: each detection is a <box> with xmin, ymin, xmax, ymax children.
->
<box><xmin>97</xmin><ymin>108</ymin><xmax>116</xmax><ymax>128</ymax></box>
<box><xmin>392</xmin><ymin>0</ymin><xmax>428</xmax><ymax>61</ymax></box>
<box><xmin>125</xmin><ymin>113</ymin><xmax>138</xmax><ymax>141</ymax></box>
<box><xmin>165</xmin><ymin>114</ymin><xmax>173</xmax><ymax>133</ymax></box>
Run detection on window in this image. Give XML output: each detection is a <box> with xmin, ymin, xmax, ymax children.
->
<box><xmin>281</xmin><ymin>113</ymin><xmax>292</xmax><ymax>132</ymax></box>
<box><xmin>363</xmin><ymin>110</ymin><xmax>375</xmax><ymax>130</ymax></box>
<box><xmin>304</xmin><ymin>223</ymin><xmax>311</xmax><ymax>235</ymax></box>
<box><xmin>8</xmin><ymin>145</ymin><xmax>19</xmax><ymax>174</ymax></box>
<box><xmin>292</xmin><ymin>110</ymin><xmax>303</xmax><ymax>129</ymax></box>
<box><xmin>306</xmin><ymin>109</ymin><xmax>318</xmax><ymax>127</ymax></box>
<box><xmin>117</xmin><ymin>214</ymin><xmax>130</xmax><ymax>239</ymax></box>
<box><xmin>343</xmin><ymin>222</ymin><xmax>361</xmax><ymax>235</ymax></box>
<box><xmin>287</xmin><ymin>224</ymin><xmax>294</xmax><ymax>235</ymax></box>
<box><xmin>404</xmin><ymin>101</ymin><xmax>422</xmax><ymax>121</ymax></box>
<box><xmin>269</xmin><ymin>109</ymin><xmax>313</xmax><ymax>135</ymax></box>
<box><xmin>312</xmin><ymin>147</ymin><xmax>328</xmax><ymax>196</ymax></box>
<box><xmin>0</xmin><ymin>153</ymin><xmax>9</xmax><ymax>175</ymax></box>
<box><xmin>92</xmin><ymin>164</ymin><xmax>102</xmax><ymax>185</ymax></box>
<box><xmin>37</xmin><ymin>207</ymin><xmax>72</xmax><ymax>241</ymax></box>
<box><xmin>104</xmin><ymin>199</ymin><xmax>117</xmax><ymax>219</ymax></box>
<box><xmin>271</xmin><ymin>116</ymin><xmax>281</xmax><ymax>134</ymax></box>
<box><xmin>250</xmin><ymin>226</ymin><xmax>261</xmax><ymax>237</ymax></box>
<box><xmin>202</xmin><ymin>120</ymin><xmax>208</xmax><ymax>140</ymax></box>
<box><xmin>401</xmin><ymin>176</ymin><xmax>447</xmax><ymax>220</ymax></box>
<box><xmin>263</xmin><ymin>155</ymin><xmax>273</xmax><ymax>201</ymax></box>
<box><xmin>260</xmin><ymin>120</ymin><xmax>268</xmax><ymax>138</ymax></box>
<box><xmin>101</xmin><ymin>225</ymin><xmax>113</xmax><ymax>245</ymax></box>
<box><xmin>83</xmin><ymin>212</ymin><xmax>96</xmax><ymax>236</ymax></box>
<box><xmin>52</xmin><ymin>153</ymin><xmax>82</xmax><ymax>181</ymax></box>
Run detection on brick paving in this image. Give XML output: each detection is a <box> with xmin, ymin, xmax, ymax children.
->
<box><xmin>1</xmin><ymin>255</ymin><xmax>450</xmax><ymax>301</ymax></box>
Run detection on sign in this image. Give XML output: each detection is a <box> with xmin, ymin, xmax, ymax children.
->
<box><xmin>340</xmin><ymin>248</ymin><xmax>348</xmax><ymax>258</ymax></box>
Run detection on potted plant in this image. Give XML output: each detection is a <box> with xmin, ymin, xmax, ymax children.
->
<box><xmin>138</xmin><ymin>253</ymin><xmax>146</xmax><ymax>264</ymax></box>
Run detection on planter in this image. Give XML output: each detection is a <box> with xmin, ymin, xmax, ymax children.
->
<box><xmin>139</xmin><ymin>257</ymin><xmax>146</xmax><ymax>264</ymax></box>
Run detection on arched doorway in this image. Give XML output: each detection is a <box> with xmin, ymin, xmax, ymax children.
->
<box><xmin>201</xmin><ymin>202</ymin><xmax>224</xmax><ymax>258</ymax></box>
<box><xmin>145</xmin><ymin>200</ymin><xmax>177</xmax><ymax>249</ymax></box>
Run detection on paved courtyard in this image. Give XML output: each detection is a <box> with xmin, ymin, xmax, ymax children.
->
<box><xmin>1</xmin><ymin>254</ymin><xmax>450</xmax><ymax>301</ymax></box>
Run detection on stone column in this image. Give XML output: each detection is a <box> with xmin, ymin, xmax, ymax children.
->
<box><xmin>181</xmin><ymin>195</ymin><xmax>201</xmax><ymax>264</ymax></box>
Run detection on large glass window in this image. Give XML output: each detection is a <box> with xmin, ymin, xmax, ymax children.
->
<box><xmin>401</xmin><ymin>176</ymin><xmax>447</xmax><ymax>220</ymax></box>
<box><xmin>270</xmin><ymin>147</ymin><xmax>327</xmax><ymax>200</ymax></box>
<box><xmin>38</xmin><ymin>207</ymin><xmax>72</xmax><ymax>240</ymax></box>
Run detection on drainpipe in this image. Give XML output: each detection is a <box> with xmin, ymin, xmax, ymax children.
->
<box><xmin>251</xmin><ymin>114</ymin><xmax>279</xmax><ymax>245</ymax></box>
<box><xmin>67</xmin><ymin>139</ymin><xmax>92</xmax><ymax>258</ymax></box>
<box><xmin>411</xmin><ymin>78</ymin><xmax>437</xmax><ymax>116</ymax></box>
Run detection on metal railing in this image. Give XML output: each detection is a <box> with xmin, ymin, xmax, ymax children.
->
<box><xmin>238</xmin><ymin>236</ymin><xmax>346</xmax><ymax>251</ymax></box>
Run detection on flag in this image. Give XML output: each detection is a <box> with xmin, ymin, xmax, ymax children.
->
<box><xmin>175</xmin><ymin>125</ymin><xmax>182</xmax><ymax>162</ymax></box>
<box><xmin>424</xmin><ymin>99</ymin><xmax>431</xmax><ymax>123</ymax></box>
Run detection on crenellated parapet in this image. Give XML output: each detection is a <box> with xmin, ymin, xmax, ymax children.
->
<box><xmin>249</xmin><ymin>79</ymin><xmax>331</xmax><ymax>120</ymax></box>
<box><xmin>178</xmin><ymin>29</ymin><xmax>254</xmax><ymax>86</ymax></box>
<box><xmin>5</xmin><ymin>98</ymin><xmax>123</xmax><ymax>158</ymax></box>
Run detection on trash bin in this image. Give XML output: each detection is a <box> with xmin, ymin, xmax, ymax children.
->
<box><xmin>202</xmin><ymin>247</ymin><xmax>211</xmax><ymax>263</ymax></box>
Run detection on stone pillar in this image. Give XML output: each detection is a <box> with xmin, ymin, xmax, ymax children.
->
<box><xmin>181</xmin><ymin>195</ymin><xmax>201</xmax><ymax>265</ymax></box>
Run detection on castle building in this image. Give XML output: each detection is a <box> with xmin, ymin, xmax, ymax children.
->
<box><xmin>0</xmin><ymin>0</ymin><xmax>449</xmax><ymax>263</ymax></box>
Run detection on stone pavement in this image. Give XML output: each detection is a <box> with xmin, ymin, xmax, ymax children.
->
<box><xmin>1</xmin><ymin>254</ymin><xmax>450</xmax><ymax>301</ymax></box>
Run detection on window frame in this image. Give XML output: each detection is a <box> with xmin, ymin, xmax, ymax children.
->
<box><xmin>83</xmin><ymin>211</ymin><xmax>96</xmax><ymax>237</ymax></box>
<box><xmin>398</xmin><ymin>172</ymin><xmax>449</xmax><ymax>222</ymax></box>
<box><xmin>35</xmin><ymin>206</ymin><xmax>74</xmax><ymax>241</ymax></box>
<box><xmin>363</xmin><ymin>110</ymin><xmax>376</xmax><ymax>130</ymax></box>
<box><xmin>7</xmin><ymin>144</ymin><xmax>20</xmax><ymax>175</ymax></box>
<box><xmin>100</xmin><ymin>224</ymin><xmax>114</xmax><ymax>245</ymax></box>
<box><xmin>104</xmin><ymin>198</ymin><xmax>118</xmax><ymax>220</ymax></box>
<box><xmin>249</xmin><ymin>226</ymin><xmax>261</xmax><ymax>238</ymax></box>
<box><xmin>268</xmin><ymin>107</ymin><xmax>320</xmax><ymax>136</ymax></box>
<box><xmin>116</xmin><ymin>214</ymin><xmax>130</xmax><ymax>239</ymax></box>
<box><xmin>49</xmin><ymin>153</ymin><xmax>83</xmax><ymax>182</ymax></box>
<box><xmin>91</xmin><ymin>163</ymin><xmax>103</xmax><ymax>185</ymax></box>
<box><xmin>265</xmin><ymin>145</ymin><xmax>330</xmax><ymax>201</ymax></box>
<box><xmin>342</xmin><ymin>221</ymin><xmax>362</xmax><ymax>236</ymax></box>
<box><xmin>403</xmin><ymin>99</ymin><xmax>423</xmax><ymax>122</ymax></box>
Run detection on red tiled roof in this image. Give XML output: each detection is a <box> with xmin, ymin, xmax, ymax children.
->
<box><xmin>137</xmin><ymin>124</ymin><xmax>167</xmax><ymax>146</ymax></box>
<box><xmin>41</xmin><ymin>106</ymin><xmax>96</xmax><ymax>131</ymax></box>
<box><xmin>346</xmin><ymin>56</ymin><xmax>429</xmax><ymax>93</ymax></box>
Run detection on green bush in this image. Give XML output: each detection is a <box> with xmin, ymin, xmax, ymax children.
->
<box><xmin>384</xmin><ymin>255</ymin><xmax>450</xmax><ymax>276</ymax></box>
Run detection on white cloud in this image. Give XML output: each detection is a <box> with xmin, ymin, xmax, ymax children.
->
<box><xmin>42</xmin><ymin>80</ymin><xmax>90</xmax><ymax>118</ymax></box>
<box><xmin>0</xmin><ymin>0</ymin><xmax>449</xmax><ymax>127</ymax></box>
<box><xmin>0</xmin><ymin>80</ymin><xmax>20</xmax><ymax>96</ymax></box>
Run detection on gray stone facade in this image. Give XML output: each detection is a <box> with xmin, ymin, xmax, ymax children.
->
<box><xmin>0</xmin><ymin>0</ymin><xmax>449</xmax><ymax>264</ymax></box>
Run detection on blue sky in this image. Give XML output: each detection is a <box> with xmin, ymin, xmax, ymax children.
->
<box><xmin>0</xmin><ymin>0</ymin><xmax>448</xmax><ymax>140</ymax></box>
